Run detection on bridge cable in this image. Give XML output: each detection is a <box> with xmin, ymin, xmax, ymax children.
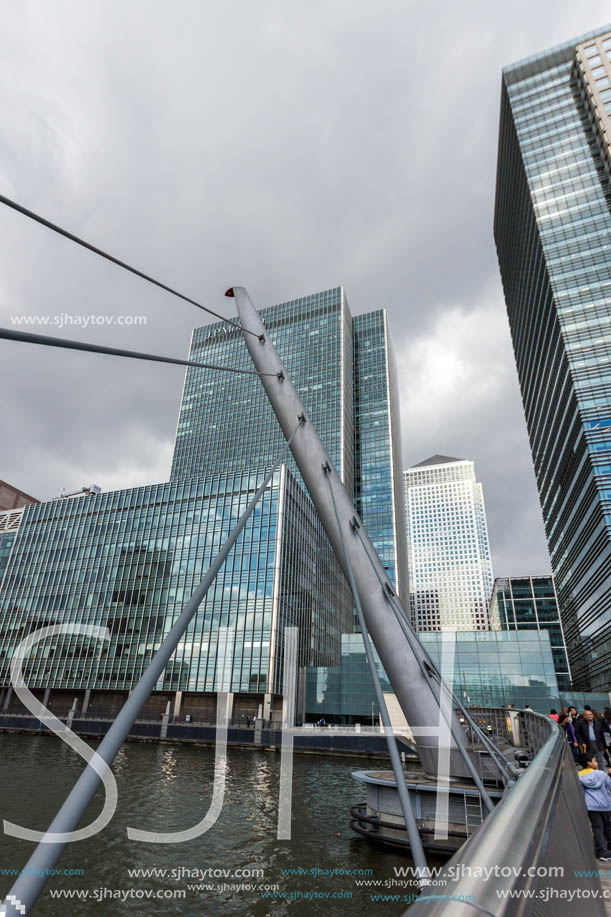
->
<box><xmin>0</xmin><ymin>193</ymin><xmax>261</xmax><ymax>339</ymax></box>
<box><xmin>0</xmin><ymin>326</ymin><xmax>279</xmax><ymax>377</ymax></box>
<box><xmin>323</xmin><ymin>467</ymin><xmax>431</xmax><ymax>884</ymax></box>
<box><xmin>2</xmin><ymin>420</ymin><xmax>303</xmax><ymax>917</ymax></box>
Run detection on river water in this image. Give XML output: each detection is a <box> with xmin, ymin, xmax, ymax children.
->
<box><xmin>0</xmin><ymin>734</ymin><xmax>443</xmax><ymax>915</ymax></box>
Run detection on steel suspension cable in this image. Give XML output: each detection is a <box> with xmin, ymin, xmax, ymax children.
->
<box><xmin>0</xmin><ymin>326</ymin><xmax>279</xmax><ymax>377</ymax></box>
<box><xmin>0</xmin><ymin>193</ymin><xmax>261</xmax><ymax>339</ymax></box>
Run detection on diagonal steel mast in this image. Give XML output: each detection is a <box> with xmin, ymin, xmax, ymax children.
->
<box><xmin>230</xmin><ymin>285</ymin><xmax>477</xmax><ymax>780</ymax></box>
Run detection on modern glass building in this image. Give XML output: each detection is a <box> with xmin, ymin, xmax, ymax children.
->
<box><xmin>171</xmin><ymin>288</ymin><xmax>407</xmax><ymax>601</ymax></box>
<box><xmin>0</xmin><ymin>287</ymin><xmax>407</xmax><ymax>717</ymax></box>
<box><xmin>495</xmin><ymin>24</ymin><xmax>611</xmax><ymax>690</ymax></box>
<box><xmin>0</xmin><ymin>508</ymin><xmax>23</xmax><ymax>588</ymax></box>
<box><xmin>306</xmin><ymin>634</ymin><xmax>392</xmax><ymax>723</ymax></box>
<box><xmin>171</xmin><ymin>288</ymin><xmax>354</xmax><ymax>493</ymax></box>
<box><xmin>419</xmin><ymin>631</ymin><xmax>558</xmax><ymax>711</ymax></box>
<box><xmin>0</xmin><ymin>468</ymin><xmax>348</xmax><ymax>720</ymax></box>
<box><xmin>353</xmin><ymin>310</ymin><xmax>408</xmax><ymax>607</ymax></box>
<box><xmin>403</xmin><ymin>456</ymin><xmax>494</xmax><ymax>631</ymax></box>
<box><xmin>489</xmin><ymin>576</ymin><xmax>571</xmax><ymax>691</ymax></box>
<box><xmin>305</xmin><ymin>630</ymin><xmax>575</xmax><ymax>718</ymax></box>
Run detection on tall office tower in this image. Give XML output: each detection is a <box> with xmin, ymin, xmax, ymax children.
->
<box><xmin>404</xmin><ymin>456</ymin><xmax>494</xmax><ymax>631</ymax></box>
<box><xmin>495</xmin><ymin>25</ymin><xmax>611</xmax><ymax>690</ymax></box>
<box><xmin>171</xmin><ymin>288</ymin><xmax>354</xmax><ymax>495</ymax></box>
<box><xmin>353</xmin><ymin>311</ymin><xmax>408</xmax><ymax>600</ymax></box>
<box><xmin>489</xmin><ymin>575</ymin><xmax>571</xmax><ymax>691</ymax></box>
<box><xmin>171</xmin><ymin>288</ymin><xmax>407</xmax><ymax>599</ymax></box>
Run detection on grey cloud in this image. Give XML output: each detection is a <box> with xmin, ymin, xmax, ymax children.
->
<box><xmin>0</xmin><ymin>0</ymin><xmax>608</xmax><ymax>572</ymax></box>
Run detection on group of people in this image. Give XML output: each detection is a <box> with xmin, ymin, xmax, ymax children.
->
<box><xmin>549</xmin><ymin>705</ymin><xmax>611</xmax><ymax>768</ymax></box>
<box><xmin>549</xmin><ymin>705</ymin><xmax>611</xmax><ymax>860</ymax></box>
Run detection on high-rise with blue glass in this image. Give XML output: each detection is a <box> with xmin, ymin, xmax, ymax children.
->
<box><xmin>495</xmin><ymin>25</ymin><xmax>611</xmax><ymax>690</ymax></box>
<box><xmin>171</xmin><ymin>289</ymin><xmax>407</xmax><ymax>601</ymax></box>
<box><xmin>0</xmin><ymin>288</ymin><xmax>406</xmax><ymax>719</ymax></box>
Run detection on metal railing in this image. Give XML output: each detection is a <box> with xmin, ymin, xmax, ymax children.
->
<box><xmin>408</xmin><ymin>708</ymin><xmax>605</xmax><ymax>915</ymax></box>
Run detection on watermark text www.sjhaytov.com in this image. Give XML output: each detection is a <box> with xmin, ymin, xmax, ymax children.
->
<box><xmin>10</xmin><ymin>314</ymin><xmax>146</xmax><ymax>329</ymax></box>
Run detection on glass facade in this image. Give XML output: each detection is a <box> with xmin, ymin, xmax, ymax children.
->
<box><xmin>404</xmin><ymin>457</ymin><xmax>494</xmax><ymax>631</ymax></box>
<box><xmin>0</xmin><ymin>469</ymin><xmax>348</xmax><ymax>698</ymax></box>
<box><xmin>306</xmin><ymin>634</ymin><xmax>391</xmax><ymax>722</ymax></box>
<box><xmin>489</xmin><ymin>576</ymin><xmax>571</xmax><ymax>691</ymax></box>
<box><xmin>0</xmin><ymin>508</ymin><xmax>23</xmax><ymax>590</ymax></box>
<box><xmin>171</xmin><ymin>288</ymin><xmax>354</xmax><ymax>493</ymax></box>
<box><xmin>306</xmin><ymin>630</ymin><xmax>569</xmax><ymax>718</ymax></box>
<box><xmin>419</xmin><ymin>631</ymin><xmax>558</xmax><ymax>710</ymax></box>
<box><xmin>0</xmin><ymin>532</ymin><xmax>17</xmax><ymax>589</ymax></box>
<box><xmin>495</xmin><ymin>24</ymin><xmax>611</xmax><ymax>690</ymax></box>
<box><xmin>171</xmin><ymin>288</ymin><xmax>407</xmax><ymax>604</ymax></box>
<box><xmin>353</xmin><ymin>311</ymin><xmax>408</xmax><ymax>601</ymax></box>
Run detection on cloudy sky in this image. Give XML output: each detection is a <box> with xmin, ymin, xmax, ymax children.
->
<box><xmin>1</xmin><ymin>1</ymin><xmax>609</xmax><ymax>576</ymax></box>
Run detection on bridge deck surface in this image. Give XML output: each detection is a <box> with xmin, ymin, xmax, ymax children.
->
<box><xmin>599</xmin><ymin>870</ymin><xmax>611</xmax><ymax>912</ymax></box>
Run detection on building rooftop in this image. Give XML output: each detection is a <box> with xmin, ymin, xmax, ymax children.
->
<box><xmin>503</xmin><ymin>23</ymin><xmax>611</xmax><ymax>86</ymax></box>
<box><xmin>411</xmin><ymin>455</ymin><xmax>463</xmax><ymax>468</ymax></box>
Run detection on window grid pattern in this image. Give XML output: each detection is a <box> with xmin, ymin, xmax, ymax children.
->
<box><xmin>404</xmin><ymin>459</ymin><xmax>494</xmax><ymax>632</ymax></box>
<box><xmin>489</xmin><ymin>575</ymin><xmax>572</xmax><ymax>691</ymax></box>
<box><xmin>0</xmin><ymin>468</ymin><xmax>347</xmax><ymax>696</ymax></box>
<box><xmin>170</xmin><ymin>288</ymin><xmax>353</xmax><ymax>497</ymax></box>
<box><xmin>495</xmin><ymin>24</ymin><xmax>611</xmax><ymax>690</ymax></box>
<box><xmin>353</xmin><ymin>311</ymin><xmax>408</xmax><ymax>606</ymax></box>
<box><xmin>306</xmin><ymin>630</ymin><xmax>562</xmax><ymax>718</ymax></box>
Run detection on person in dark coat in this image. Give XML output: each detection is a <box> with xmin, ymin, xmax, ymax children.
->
<box><xmin>559</xmin><ymin>712</ymin><xmax>579</xmax><ymax>761</ymax></box>
<box><xmin>576</xmin><ymin>710</ymin><xmax>610</xmax><ymax>769</ymax></box>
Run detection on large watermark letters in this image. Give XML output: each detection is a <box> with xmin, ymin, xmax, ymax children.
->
<box><xmin>3</xmin><ymin>624</ymin><xmax>118</xmax><ymax>843</ymax></box>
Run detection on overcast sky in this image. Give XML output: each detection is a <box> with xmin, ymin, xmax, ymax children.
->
<box><xmin>1</xmin><ymin>1</ymin><xmax>609</xmax><ymax>576</ymax></box>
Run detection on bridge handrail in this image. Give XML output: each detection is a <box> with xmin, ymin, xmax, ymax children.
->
<box><xmin>408</xmin><ymin>708</ymin><xmax>604</xmax><ymax>915</ymax></box>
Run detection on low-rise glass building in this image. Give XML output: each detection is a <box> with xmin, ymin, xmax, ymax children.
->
<box><xmin>0</xmin><ymin>467</ymin><xmax>349</xmax><ymax>720</ymax></box>
<box><xmin>305</xmin><ymin>631</ymin><xmax>595</xmax><ymax>719</ymax></box>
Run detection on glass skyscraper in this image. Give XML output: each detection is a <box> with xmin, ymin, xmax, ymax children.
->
<box><xmin>495</xmin><ymin>24</ymin><xmax>611</xmax><ymax>691</ymax></box>
<box><xmin>171</xmin><ymin>288</ymin><xmax>407</xmax><ymax>601</ymax></box>
<box><xmin>353</xmin><ymin>311</ymin><xmax>408</xmax><ymax>601</ymax></box>
<box><xmin>0</xmin><ymin>287</ymin><xmax>406</xmax><ymax>717</ymax></box>
<box><xmin>489</xmin><ymin>575</ymin><xmax>571</xmax><ymax>691</ymax></box>
<box><xmin>171</xmin><ymin>288</ymin><xmax>354</xmax><ymax>494</ymax></box>
<box><xmin>404</xmin><ymin>456</ymin><xmax>494</xmax><ymax>631</ymax></box>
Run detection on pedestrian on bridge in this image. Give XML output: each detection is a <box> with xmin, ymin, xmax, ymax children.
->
<box><xmin>558</xmin><ymin>713</ymin><xmax>579</xmax><ymax>761</ymax></box>
<box><xmin>577</xmin><ymin>752</ymin><xmax>611</xmax><ymax>861</ymax></box>
<box><xmin>576</xmin><ymin>710</ymin><xmax>610</xmax><ymax>770</ymax></box>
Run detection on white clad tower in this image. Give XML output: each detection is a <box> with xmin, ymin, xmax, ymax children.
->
<box><xmin>404</xmin><ymin>456</ymin><xmax>494</xmax><ymax>631</ymax></box>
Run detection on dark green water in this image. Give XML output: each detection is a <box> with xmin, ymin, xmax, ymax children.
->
<box><xmin>0</xmin><ymin>734</ymin><xmax>439</xmax><ymax>915</ymax></box>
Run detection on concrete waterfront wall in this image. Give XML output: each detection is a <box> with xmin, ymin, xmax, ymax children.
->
<box><xmin>0</xmin><ymin>713</ymin><xmax>417</xmax><ymax>759</ymax></box>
